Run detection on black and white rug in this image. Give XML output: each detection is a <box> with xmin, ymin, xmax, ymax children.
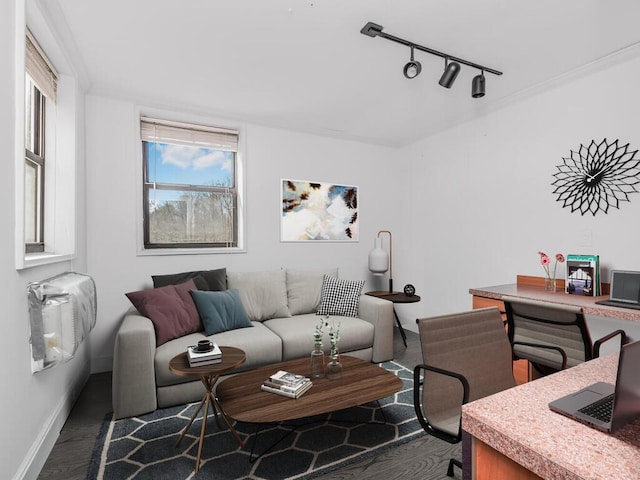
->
<box><xmin>88</xmin><ymin>361</ymin><xmax>430</xmax><ymax>480</ymax></box>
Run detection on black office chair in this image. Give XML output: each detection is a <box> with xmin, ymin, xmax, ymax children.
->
<box><xmin>503</xmin><ymin>296</ymin><xmax>627</xmax><ymax>376</ymax></box>
<box><xmin>413</xmin><ymin>307</ymin><xmax>516</xmax><ymax>477</ymax></box>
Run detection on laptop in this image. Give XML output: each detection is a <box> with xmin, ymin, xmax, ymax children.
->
<box><xmin>595</xmin><ymin>270</ymin><xmax>640</xmax><ymax>310</ymax></box>
<box><xmin>548</xmin><ymin>340</ymin><xmax>640</xmax><ymax>432</ymax></box>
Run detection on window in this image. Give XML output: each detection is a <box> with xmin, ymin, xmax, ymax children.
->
<box><xmin>140</xmin><ymin>117</ymin><xmax>240</xmax><ymax>249</ymax></box>
<box><xmin>24</xmin><ymin>32</ymin><xmax>56</xmax><ymax>254</ymax></box>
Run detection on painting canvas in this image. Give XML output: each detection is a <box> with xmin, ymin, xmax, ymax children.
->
<box><xmin>281</xmin><ymin>179</ymin><xmax>358</xmax><ymax>242</ymax></box>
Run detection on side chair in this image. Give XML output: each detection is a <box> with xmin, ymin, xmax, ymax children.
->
<box><xmin>413</xmin><ymin>307</ymin><xmax>516</xmax><ymax>477</ymax></box>
<box><xmin>503</xmin><ymin>296</ymin><xmax>627</xmax><ymax>376</ymax></box>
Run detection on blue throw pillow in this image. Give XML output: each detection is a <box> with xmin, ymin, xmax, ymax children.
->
<box><xmin>189</xmin><ymin>289</ymin><xmax>252</xmax><ymax>335</ymax></box>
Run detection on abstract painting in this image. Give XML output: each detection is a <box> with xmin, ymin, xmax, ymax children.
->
<box><xmin>281</xmin><ymin>179</ymin><xmax>358</xmax><ymax>241</ymax></box>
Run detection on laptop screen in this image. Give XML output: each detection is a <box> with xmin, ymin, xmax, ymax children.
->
<box><xmin>610</xmin><ymin>271</ymin><xmax>640</xmax><ymax>304</ymax></box>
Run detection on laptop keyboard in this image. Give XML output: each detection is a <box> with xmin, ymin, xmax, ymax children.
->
<box><xmin>578</xmin><ymin>394</ymin><xmax>615</xmax><ymax>423</ymax></box>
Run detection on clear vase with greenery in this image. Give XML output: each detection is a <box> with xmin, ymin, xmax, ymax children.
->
<box><xmin>326</xmin><ymin>321</ymin><xmax>342</xmax><ymax>379</ymax></box>
<box><xmin>310</xmin><ymin>318</ymin><xmax>326</xmax><ymax>379</ymax></box>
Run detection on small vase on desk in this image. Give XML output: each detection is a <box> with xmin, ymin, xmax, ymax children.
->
<box><xmin>310</xmin><ymin>349</ymin><xmax>325</xmax><ymax>379</ymax></box>
<box><xmin>326</xmin><ymin>352</ymin><xmax>342</xmax><ymax>380</ymax></box>
<box><xmin>545</xmin><ymin>277</ymin><xmax>557</xmax><ymax>292</ymax></box>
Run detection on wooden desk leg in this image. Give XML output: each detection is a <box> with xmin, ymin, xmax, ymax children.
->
<box><xmin>392</xmin><ymin>307</ymin><xmax>408</xmax><ymax>347</ymax></box>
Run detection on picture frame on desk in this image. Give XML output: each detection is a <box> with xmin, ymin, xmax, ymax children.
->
<box><xmin>565</xmin><ymin>254</ymin><xmax>601</xmax><ymax>296</ymax></box>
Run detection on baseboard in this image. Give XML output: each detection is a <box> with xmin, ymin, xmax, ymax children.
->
<box><xmin>13</xmin><ymin>368</ymin><xmax>90</xmax><ymax>480</ymax></box>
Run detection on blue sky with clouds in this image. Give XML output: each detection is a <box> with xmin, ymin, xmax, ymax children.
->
<box><xmin>147</xmin><ymin>142</ymin><xmax>233</xmax><ymax>187</ymax></box>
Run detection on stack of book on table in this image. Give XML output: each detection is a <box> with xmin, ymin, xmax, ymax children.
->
<box><xmin>261</xmin><ymin>370</ymin><xmax>313</xmax><ymax>398</ymax></box>
<box><xmin>187</xmin><ymin>342</ymin><xmax>222</xmax><ymax>367</ymax></box>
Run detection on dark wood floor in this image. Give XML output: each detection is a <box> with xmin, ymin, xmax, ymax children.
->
<box><xmin>38</xmin><ymin>328</ymin><xmax>460</xmax><ymax>480</ymax></box>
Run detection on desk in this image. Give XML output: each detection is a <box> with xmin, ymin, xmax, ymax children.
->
<box><xmin>366</xmin><ymin>291</ymin><xmax>421</xmax><ymax>347</ymax></box>
<box><xmin>462</xmin><ymin>351</ymin><xmax>640</xmax><ymax>479</ymax></box>
<box><xmin>469</xmin><ymin>275</ymin><xmax>640</xmax><ymax>323</ymax></box>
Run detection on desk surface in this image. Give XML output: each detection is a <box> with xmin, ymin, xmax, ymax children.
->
<box><xmin>470</xmin><ymin>279</ymin><xmax>640</xmax><ymax>322</ymax></box>
<box><xmin>462</xmin><ymin>352</ymin><xmax>640</xmax><ymax>480</ymax></box>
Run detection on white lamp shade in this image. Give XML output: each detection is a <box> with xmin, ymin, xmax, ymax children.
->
<box><xmin>368</xmin><ymin>237</ymin><xmax>389</xmax><ymax>275</ymax></box>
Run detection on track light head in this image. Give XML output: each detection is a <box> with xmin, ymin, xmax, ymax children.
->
<box><xmin>472</xmin><ymin>71</ymin><xmax>486</xmax><ymax>98</ymax></box>
<box><xmin>438</xmin><ymin>59</ymin><xmax>460</xmax><ymax>88</ymax></box>
<box><xmin>360</xmin><ymin>22</ymin><xmax>384</xmax><ymax>38</ymax></box>
<box><xmin>403</xmin><ymin>46</ymin><xmax>422</xmax><ymax>79</ymax></box>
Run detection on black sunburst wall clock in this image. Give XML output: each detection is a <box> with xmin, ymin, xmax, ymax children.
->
<box><xmin>551</xmin><ymin>138</ymin><xmax>640</xmax><ymax>216</ymax></box>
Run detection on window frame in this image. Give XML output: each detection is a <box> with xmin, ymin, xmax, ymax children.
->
<box><xmin>24</xmin><ymin>78</ymin><xmax>46</xmax><ymax>254</ymax></box>
<box><xmin>138</xmin><ymin>114</ymin><xmax>245</xmax><ymax>253</ymax></box>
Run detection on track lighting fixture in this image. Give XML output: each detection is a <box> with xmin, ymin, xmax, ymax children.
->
<box><xmin>360</xmin><ymin>21</ymin><xmax>502</xmax><ymax>98</ymax></box>
<box><xmin>403</xmin><ymin>46</ymin><xmax>422</xmax><ymax>79</ymax></box>
<box><xmin>438</xmin><ymin>58</ymin><xmax>460</xmax><ymax>89</ymax></box>
<box><xmin>472</xmin><ymin>71</ymin><xmax>486</xmax><ymax>98</ymax></box>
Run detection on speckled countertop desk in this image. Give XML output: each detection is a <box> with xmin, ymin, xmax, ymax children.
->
<box><xmin>469</xmin><ymin>282</ymin><xmax>640</xmax><ymax>322</ymax></box>
<box><xmin>462</xmin><ymin>352</ymin><xmax>640</xmax><ymax>480</ymax></box>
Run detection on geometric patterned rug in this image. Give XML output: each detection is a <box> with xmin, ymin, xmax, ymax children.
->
<box><xmin>87</xmin><ymin>361</ymin><xmax>428</xmax><ymax>480</ymax></box>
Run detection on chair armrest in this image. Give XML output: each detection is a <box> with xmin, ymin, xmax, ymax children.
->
<box><xmin>512</xmin><ymin>341</ymin><xmax>568</xmax><ymax>369</ymax></box>
<box><xmin>358</xmin><ymin>294</ymin><xmax>394</xmax><ymax>363</ymax></box>
<box><xmin>593</xmin><ymin>329</ymin><xmax>627</xmax><ymax>358</ymax></box>
<box><xmin>112</xmin><ymin>309</ymin><xmax>158</xmax><ymax>419</ymax></box>
<box><xmin>413</xmin><ymin>364</ymin><xmax>468</xmax><ymax>444</ymax></box>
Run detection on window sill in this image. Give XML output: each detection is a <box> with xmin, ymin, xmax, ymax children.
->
<box><xmin>18</xmin><ymin>252</ymin><xmax>76</xmax><ymax>270</ymax></box>
<box><xmin>136</xmin><ymin>246</ymin><xmax>246</xmax><ymax>256</ymax></box>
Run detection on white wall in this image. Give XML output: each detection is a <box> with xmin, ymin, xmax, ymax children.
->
<box><xmin>84</xmin><ymin>94</ymin><xmax>407</xmax><ymax>372</ymax></box>
<box><xmin>398</xmin><ymin>50</ymin><xmax>640</xmax><ymax>329</ymax></box>
<box><xmin>3</xmin><ymin>2</ymin><xmax>89</xmax><ymax>479</ymax></box>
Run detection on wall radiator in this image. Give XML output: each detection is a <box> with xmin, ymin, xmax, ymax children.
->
<box><xmin>28</xmin><ymin>272</ymin><xmax>97</xmax><ymax>373</ymax></box>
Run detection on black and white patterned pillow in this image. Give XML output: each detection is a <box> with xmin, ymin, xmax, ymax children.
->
<box><xmin>316</xmin><ymin>275</ymin><xmax>365</xmax><ymax>317</ymax></box>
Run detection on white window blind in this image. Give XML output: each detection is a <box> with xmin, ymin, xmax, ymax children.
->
<box><xmin>140</xmin><ymin>117</ymin><xmax>238</xmax><ymax>152</ymax></box>
<box><xmin>25</xmin><ymin>30</ymin><xmax>57</xmax><ymax>103</ymax></box>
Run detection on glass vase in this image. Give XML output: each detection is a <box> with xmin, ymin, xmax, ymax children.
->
<box><xmin>310</xmin><ymin>349</ymin><xmax>325</xmax><ymax>379</ymax></box>
<box><xmin>326</xmin><ymin>357</ymin><xmax>342</xmax><ymax>380</ymax></box>
<box><xmin>545</xmin><ymin>277</ymin><xmax>557</xmax><ymax>292</ymax></box>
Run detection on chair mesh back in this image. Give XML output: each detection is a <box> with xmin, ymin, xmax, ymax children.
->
<box><xmin>417</xmin><ymin>307</ymin><xmax>515</xmax><ymax>436</ymax></box>
<box><xmin>504</xmin><ymin>297</ymin><xmax>591</xmax><ymax>370</ymax></box>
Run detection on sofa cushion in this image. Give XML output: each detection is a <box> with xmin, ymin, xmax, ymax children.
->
<box><xmin>264</xmin><ymin>314</ymin><xmax>375</xmax><ymax>361</ymax></box>
<box><xmin>125</xmin><ymin>279</ymin><xmax>202</xmax><ymax>346</ymax></box>
<box><xmin>156</xmin><ymin>322</ymin><xmax>283</xmax><ymax>387</ymax></box>
<box><xmin>190</xmin><ymin>289</ymin><xmax>252</xmax><ymax>335</ymax></box>
<box><xmin>286</xmin><ymin>268</ymin><xmax>338</xmax><ymax>315</ymax></box>
<box><xmin>317</xmin><ymin>275</ymin><xmax>365</xmax><ymax>317</ymax></box>
<box><xmin>152</xmin><ymin>268</ymin><xmax>227</xmax><ymax>291</ymax></box>
<box><xmin>227</xmin><ymin>269</ymin><xmax>291</xmax><ymax>321</ymax></box>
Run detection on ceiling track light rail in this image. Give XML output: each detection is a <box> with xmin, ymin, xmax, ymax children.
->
<box><xmin>361</xmin><ymin>21</ymin><xmax>502</xmax><ymax>97</ymax></box>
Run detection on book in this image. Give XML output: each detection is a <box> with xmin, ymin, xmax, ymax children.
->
<box><xmin>261</xmin><ymin>379</ymin><xmax>313</xmax><ymax>398</ymax></box>
<box><xmin>565</xmin><ymin>254</ymin><xmax>600</xmax><ymax>296</ymax></box>
<box><xmin>269</xmin><ymin>370</ymin><xmax>306</xmax><ymax>387</ymax></box>
<box><xmin>187</xmin><ymin>343</ymin><xmax>222</xmax><ymax>367</ymax></box>
<box><xmin>188</xmin><ymin>356</ymin><xmax>223</xmax><ymax>367</ymax></box>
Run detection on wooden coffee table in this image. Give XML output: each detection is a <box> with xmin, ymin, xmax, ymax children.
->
<box><xmin>169</xmin><ymin>346</ymin><xmax>246</xmax><ymax>472</ymax></box>
<box><xmin>216</xmin><ymin>355</ymin><xmax>402</xmax><ymax>459</ymax></box>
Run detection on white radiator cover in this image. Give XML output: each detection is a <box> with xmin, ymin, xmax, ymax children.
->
<box><xmin>28</xmin><ymin>272</ymin><xmax>97</xmax><ymax>373</ymax></box>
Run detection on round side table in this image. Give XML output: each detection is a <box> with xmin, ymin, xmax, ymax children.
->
<box><xmin>169</xmin><ymin>346</ymin><xmax>246</xmax><ymax>472</ymax></box>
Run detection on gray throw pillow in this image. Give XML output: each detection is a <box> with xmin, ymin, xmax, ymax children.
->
<box><xmin>152</xmin><ymin>268</ymin><xmax>227</xmax><ymax>291</ymax></box>
<box><xmin>286</xmin><ymin>268</ymin><xmax>338</xmax><ymax>315</ymax></box>
<box><xmin>227</xmin><ymin>269</ymin><xmax>291</xmax><ymax>321</ymax></box>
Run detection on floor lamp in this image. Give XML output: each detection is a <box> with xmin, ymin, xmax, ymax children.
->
<box><xmin>368</xmin><ymin>230</ymin><xmax>393</xmax><ymax>293</ymax></box>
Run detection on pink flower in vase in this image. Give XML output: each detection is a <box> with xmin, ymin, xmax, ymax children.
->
<box><xmin>538</xmin><ymin>251</ymin><xmax>565</xmax><ymax>282</ymax></box>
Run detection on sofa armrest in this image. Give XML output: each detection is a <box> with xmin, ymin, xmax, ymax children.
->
<box><xmin>358</xmin><ymin>294</ymin><xmax>394</xmax><ymax>363</ymax></box>
<box><xmin>112</xmin><ymin>309</ymin><xmax>157</xmax><ymax>419</ymax></box>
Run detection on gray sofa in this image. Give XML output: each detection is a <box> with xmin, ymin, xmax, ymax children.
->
<box><xmin>112</xmin><ymin>268</ymin><xmax>394</xmax><ymax>419</ymax></box>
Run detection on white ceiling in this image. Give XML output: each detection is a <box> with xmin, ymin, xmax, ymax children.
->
<box><xmin>39</xmin><ymin>0</ymin><xmax>640</xmax><ymax>147</ymax></box>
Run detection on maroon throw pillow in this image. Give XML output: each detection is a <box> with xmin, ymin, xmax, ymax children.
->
<box><xmin>125</xmin><ymin>279</ymin><xmax>202</xmax><ymax>346</ymax></box>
